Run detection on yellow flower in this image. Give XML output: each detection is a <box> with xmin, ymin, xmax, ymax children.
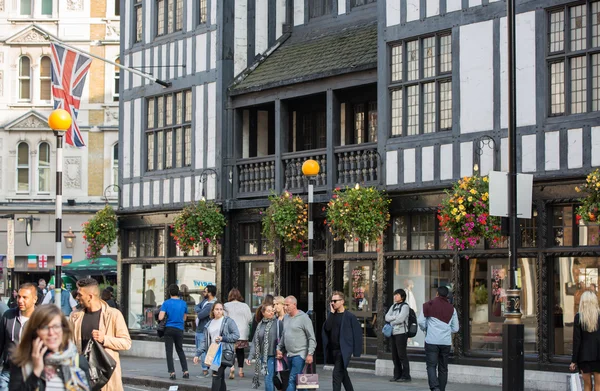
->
<box><xmin>452</xmin><ymin>208</ymin><xmax>458</xmax><ymax>215</ymax></box>
<box><xmin>462</xmin><ymin>211</ymin><xmax>467</xmax><ymax>216</ymax></box>
<box><xmin>576</xmin><ymin>186</ymin><xmax>581</xmax><ymax>192</ymax></box>
<box><xmin>483</xmin><ymin>177</ymin><xmax>488</xmax><ymax>182</ymax></box>
<box><xmin>470</xmin><ymin>189</ymin><xmax>478</xmax><ymax>195</ymax></box>
<box><xmin>468</xmin><ymin>196</ymin><xmax>473</xmax><ymax>202</ymax></box>
<box><xmin>459</xmin><ymin>204</ymin><xmax>465</xmax><ymax>211</ymax></box>
<box><xmin>458</xmin><ymin>197</ymin><xmax>464</xmax><ymax>204</ymax></box>
<box><xmin>455</xmin><ymin>215</ymin><xmax>461</xmax><ymax>222</ymax></box>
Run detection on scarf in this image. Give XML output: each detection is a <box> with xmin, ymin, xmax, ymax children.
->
<box><xmin>23</xmin><ymin>342</ymin><xmax>90</xmax><ymax>391</ymax></box>
<box><xmin>252</xmin><ymin>318</ymin><xmax>274</xmax><ymax>389</ymax></box>
<box><xmin>422</xmin><ymin>296</ymin><xmax>454</xmax><ymax>324</ymax></box>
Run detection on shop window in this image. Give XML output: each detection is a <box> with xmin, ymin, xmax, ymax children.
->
<box><xmin>520</xmin><ymin>209</ymin><xmax>538</xmax><ymax>248</ymax></box>
<box><xmin>553</xmin><ymin>205</ymin><xmax>574</xmax><ymax>246</ymax></box>
<box><xmin>244</xmin><ymin>262</ymin><xmax>274</xmax><ymax>311</ymax></box>
<box><xmin>176</xmin><ymin>263</ymin><xmax>216</xmax><ymax>333</ymax></box>
<box><xmin>393</xmin><ymin>216</ymin><xmax>408</xmax><ymax>250</ymax></box>
<box><xmin>241</xmin><ymin>223</ymin><xmax>265</xmax><ymax>255</ymax></box>
<box><xmin>343</xmin><ymin>239</ymin><xmax>375</xmax><ymax>252</ymax></box>
<box><xmin>392</xmin><ymin>214</ymin><xmax>447</xmax><ymax>251</ymax></box>
<box><xmin>170</xmin><ymin>228</ymin><xmax>216</xmax><ymax>256</ymax></box>
<box><xmin>391</xmin><ymin>258</ymin><xmax>453</xmax><ymax>348</ymax></box>
<box><xmin>343</xmin><ymin>261</ymin><xmax>377</xmax><ymax>315</ymax></box>
<box><xmin>348</xmin><ymin>101</ymin><xmax>377</xmax><ymax>145</ymax></box>
<box><xmin>468</xmin><ymin>258</ymin><xmax>537</xmax><ymax>353</ymax></box>
<box><xmin>579</xmin><ymin>218</ymin><xmax>600</xmax><ymax>246</ymax></box>
<box><xmin>411</xmin><ymin>214</ymin><xmax>436</xmax><ymax>250</ymax></box>
<box><xmin>127</xmin><ymin>231</ymin><xmax>138</xmax><ymax>257</ymax></box>
<box><xmin>139</xmin><ymin>229</ymin><xmax>165</xmax><ymax>257</ymax></box>
<box><xmin>554</xmin><ymin>257</ymin><xmax>600</xmax><ymax>355</ymax></box>
<box><xmin>127</xmin><ymin>264</ymin><xmax>165</xmax><ymax>330</ymax></box>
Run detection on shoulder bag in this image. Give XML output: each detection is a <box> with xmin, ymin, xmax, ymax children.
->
<box><xmin>84</xmin><ymin>338</ymin><xmax>117</xmax><ymax>391</ymax></box>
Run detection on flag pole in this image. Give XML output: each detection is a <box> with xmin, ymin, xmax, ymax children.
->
<box><xmin>41</xmin><ymin>33</ymin><xmax>172</xmax><ymax>88</ymax></box>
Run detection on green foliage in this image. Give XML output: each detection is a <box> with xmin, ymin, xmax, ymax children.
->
<box><xmin>325</xmin><ymin>185</ymin><xmax>390</xmax><ymax>244</ymax></box>
<box><xmin>261</xmin><ymin>191</ymin><xmax>307</xmax><ymax>258</ymax></box>
<box><xmin>171</xmin><ymin>200</ymin><xmax>226</xmax><ymax>254</ymax></box>
<box><xmin>575</xmin><ymin>169</ymin><xmax>600</xmax><ymax>223</ymax></box>
<box><xmin>475</xmin><ymin>284</ymin><xmax>488</xmax><ymax>305</ymax></box>
<box><xmin>83</xmin><ymin>205</ymin><xmax>117</xmax><ymax>260</ymax></box>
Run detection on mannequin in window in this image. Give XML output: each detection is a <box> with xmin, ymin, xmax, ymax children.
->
<box><xmin>404</xmin><ymin>279</ymin><xmax>417</xmax><ymax>313</ymax></box>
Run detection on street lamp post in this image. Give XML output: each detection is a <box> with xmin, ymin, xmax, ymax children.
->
<box><xmin>302</xmin><ymin>159</ymin><xmax>320</xmax><ymax>329</ymax></box>
<box><xmin>48</xmin><ymin>109</ymin><xmax>72</xmax><ymax>310</ymax></box>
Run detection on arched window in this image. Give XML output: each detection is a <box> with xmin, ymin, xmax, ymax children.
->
<box><xmin>19</xmin><ymin>56</ymin><xmax>31</xmax><ymax>101</ymax></box>
<box><xmin>38</xmin><ymin>142</ymin><xmax>50</xmax><ymax>193</ymax></box>
<box><xmin>17</xmin><ymin>142</ymin><xmax>30</xmax><ymax>192</ymax></box>
<box><xmin>113</xmin><ymin>57</ymin><xmax>120</xmax><ymax>102</ymax></box>
<box><xmin>40</xmin><ymin>56</ymin><xmax>52</xmax><ymax>101</ymax></box>
<box><xmin>112</xmin><ymin>143</ymin><xmax>119</xmax><ymax>185</ymax></box>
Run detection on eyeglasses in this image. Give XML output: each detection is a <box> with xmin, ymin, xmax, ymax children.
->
<box><xmin>330</xmin><ymin>299</ymin><xmax>342</xmax><ymax>303</ymax></box>
<box><xmin>38</xmin><ymin>324</ymin><xmax>63</xmax><ymax>334</ymax></box>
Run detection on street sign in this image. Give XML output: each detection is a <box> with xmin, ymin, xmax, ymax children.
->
<box><xmin>6</xmin><ymin>220</ymin><xmax>14</xmax><ymax>269</ymax></box>
<box><xmin>489</xmin><ymin>171</ymin><xmax>534</xmax><ymax>219</ymax></box>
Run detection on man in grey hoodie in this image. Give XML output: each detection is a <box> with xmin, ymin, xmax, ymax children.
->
<box><xmin>276</xmin><ymin>296</ymin><xmax>317</xmax><ymax>391</ymax></box>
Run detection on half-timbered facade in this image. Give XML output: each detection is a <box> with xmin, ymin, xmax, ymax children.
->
<box><xmin>119</xmin><ymin>0</ymin><xmax>600</xmax><ymax>388</ymax></box>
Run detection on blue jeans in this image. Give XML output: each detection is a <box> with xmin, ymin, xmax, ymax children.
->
<box><xmin>264</xmin><ymin>356</ymin><xmax>276</xmax><ymax>391</ymax></box>
<box><xmin>0</xmin><ymin>369</ymin><xmax>10</xmax><ymax>391</ymax></box>
<box><xmin>286</xmin><ymin>355</ymin><xmax>306</xmax><ymax>391</ymax></box>
<box><xmin>195</xmin><ymin>332</ymin><xmax>208</xmax><ymax>370</ymax></box>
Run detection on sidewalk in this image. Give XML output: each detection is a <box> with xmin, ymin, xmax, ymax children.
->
<box><xmin>121</xmin><ymin>357</ymin><xmax>503</xmax><ymax>391</ymax></box>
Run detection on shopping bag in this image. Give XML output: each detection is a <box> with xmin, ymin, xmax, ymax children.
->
<box><xmin>212</xmin><ymin>344</ymin><xmax>223</xmax><ymax>368</ymax></box>
<box><xmin>276</xmin><ymin>355</ymin><xmax>289</xmax><ymax>372</ymax></box>
<box><xmin>296</xmin><ymin>364</ymin><xmax>319</xmax><ymax>389</ymax></box>
<box><xmin>567</xmin><ymin>373</ymin><xmax>584</xmax><ymax>391</ymax></box>
<box><xmin>204</xmin><ymin>342</ymin><xmax>221</xmax><ymax>367</ymax></box>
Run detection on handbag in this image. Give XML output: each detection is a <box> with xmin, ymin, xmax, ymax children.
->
<box><xmin>567</xmin><ymin>373</ymin><xmax>584</xmax><ymax>391</ymax></box>
<box><xmin>382</xmin><ymin>323</ymin><xmax>393</xmax><ymax>338</ymax></box>
<box><xmin>157</xmin><ymin>316</ymin><xmax>167</xmax><ymax>337</ymax></box>
<box><xmin>296</xmin><ymin>364</ymin><xmax>319</xmax><ymax>389</ymax></box>
<box><xmin>84</xmin><ymin>339</ymin><xmax>117</xmax><ymax>391</ymax></box>
<box><xmin>219</xmin><ymin>318</ymin><xmax>235</xmax><ymax>367</ymax></box>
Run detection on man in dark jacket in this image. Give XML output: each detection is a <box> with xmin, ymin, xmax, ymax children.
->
<box><xmin>322</xmin><ymin>291</ymin><xmax>362</xmax><ymax>391</ymax></box>
<box><xmin>194</xmin><ymin>284</ymin><xmax>216</xmax><ymax>376</ymax></box>
<box><xmin>0</xmin><ymin>283</ymin><xmax>37</xmax><ymax>391</ymax></box>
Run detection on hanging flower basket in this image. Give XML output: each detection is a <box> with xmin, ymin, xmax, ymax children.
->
<box><xmin>438</xmin><ymin>175</ymin><xmax>501</xmax><ymax>251</ymax></box>
<box><xmin>83</xmin><ymin>205</ymin><xmax>118</xmax><ymax>260</ymax></box>
<box><xmin>326</xmin><ymin>185</ymin><xmax>390</xmax><ymax>244</ymax></box>
<box><xmin>262</xmin><ymin>191</ymin><xmax>307</xmax><ymax>258</ymax></box>
<box><xmin>171</xmin><ymin>200</ymin><xmax>226</xmax><ymax>254</ymax></box>
<box><xmin>575</xmin><ymin>168</ymin><xmax>600</xmax><ymax>224</ymax></box>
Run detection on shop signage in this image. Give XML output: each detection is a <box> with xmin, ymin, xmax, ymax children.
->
<box><xmin>6</xmin><ymin>220</ymin><xmax>14</xmax><ymax>269</ymax></box>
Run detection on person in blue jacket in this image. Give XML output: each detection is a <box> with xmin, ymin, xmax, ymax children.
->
<box><xmin>195</xmin><ymin>285</ymin><xmax>217</xmax><ymax>376</ymax></box>
<box><xmin>322</xmin><ymin>291</ymin><xmax>362</xmax><ymax>391</ymax></box>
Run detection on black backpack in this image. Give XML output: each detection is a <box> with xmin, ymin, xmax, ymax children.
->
<box><xmin>402</xmin><ymin>303</ymin><xmax>418</xmax><ymax>338</ymax></box>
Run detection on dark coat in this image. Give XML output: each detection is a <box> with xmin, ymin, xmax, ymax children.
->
<box><xmin>0</xmin><ymin>309</ymin><xmax>26</xmax><ymax>370</ymax></box>
<box><xmin>572</xmin><ymin>313</ymin><xmax>600</xmax><ymax>364</ymax></box>
<box><xmin>322</xmin><ymin>311</ymin><xmax>362</xmax><ymax>368</ymax></box>
<box><xmin>8</xmin><ymin>354</ymin><xmax>91</xmax><ymax>391</ymax></box>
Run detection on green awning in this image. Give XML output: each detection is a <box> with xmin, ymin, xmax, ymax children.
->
<box><xmin>62</xmin><ymin>257</ymin><xmax>117</xmax><ymax>273</ymax></box>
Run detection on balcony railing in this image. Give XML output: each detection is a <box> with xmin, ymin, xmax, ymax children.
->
<box><xmin>234</xmin><ymin>143</ymin><xmax>379</xmax><ymax>198</ymax></box>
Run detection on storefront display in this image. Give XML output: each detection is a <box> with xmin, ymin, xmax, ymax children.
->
<box><xmin>244</xmin><ymin>262</ymin><xmax>274</xmax><ymax>311</ymax></box>
<box><xmin>176</xmin><ymin>263</ymin><xmax>216</xmax><ymax>333</ymax></box>
<box><xmin>128</xmin><ymin>264</ymin><xmax>165</xmax><ymax>331</ymax></box>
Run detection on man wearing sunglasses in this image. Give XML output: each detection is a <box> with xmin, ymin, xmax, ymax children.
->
<box><xmin>322</xmin><ymin>291</ymin><xmax>362</xmax><ymax>391</ymax></box>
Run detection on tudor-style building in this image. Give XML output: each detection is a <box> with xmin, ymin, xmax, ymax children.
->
<box><xmin>118</xmin><ymin>0</ymin><xmax>600</xmax><ymax>389</ymax></box>
<box><xmin>0</xmin><ymin>1</ymin><xmax>120</xmax><ymax>289</ymax></box>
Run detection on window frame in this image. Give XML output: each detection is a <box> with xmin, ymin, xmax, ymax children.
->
<box><xmin>134</xmin><ymin>0</ymin><xmax>143</xmax><ymax>44</ymax></box>
<box><xmin>309</xmin><ymin>0</ymin><xmax>333</xmax><ymax>19</ymax></box>
<box><xmin>112</xmin><ymin>143</ymin><xmax>119</xmax><ymax>187</ymax></box>
<box><xmin>37</xmin><ymin>142</ymin><xmax>51</xmax><ymax>194</ymax></box>
<box><xmin>198</xmin><ymin>0</ymin><xmax>207</xmax><ymax>24</ymax></box>
<box><xmin>391</xmin><ymin>213</ymin><xmax>449</xmax><ymax>251</ymax></box>
<box><xmin>546</xmin><ymin>2</ymin><xmax>600</xmax><ymax>117</ymax></box>
<box><xmin>156</xmin><ymin>0</ymin><xmax>184</xmax><ymax>37</ymax></box>
<box><xmin>18</xmin><ymin>56</ymin><xmax>32</xmax><ymax>102</ymax></box>
<box><xmin>389</xmin><ymin>32</ymin><xmax>453</xmax><ymax>137</ymax></box>
<box><xmin>145</xmin><ymin>90</ymin><xmax>193</xmax><ymax>172</ymax></box>
<box><xmin>113</xmin><ymin>57</ymin><xmax>120</xmax><ymax>102</ymax></box>
<box><xmin>39</xmin><ymin>56</ymin><xmax>52</xmax><ymax>102</ymax></box>
<box><xmin>16</xmin><ymin>142</ymin><xmax>30</xmax><ymax>194</ymax></box>
<box><xmin>351</xmin><ymin>0</ymin><xmax>377</xmax><ymax>8</ymax></box>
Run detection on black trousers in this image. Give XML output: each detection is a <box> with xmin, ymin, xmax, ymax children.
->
<box><xmin>332</xmin><ymin>350</ymin><xmax>354</xmax><ymax>391</ymax></box>
<box><xmin>164</xmin><ymin>327</ymin><xmax>188</xmax><ymax>373</ymax></box>
<box><xmin>425</xmin><ymin>343</ymin><xmax>451</xmax><ymax>391</ymax></box>
<box><xmin>235</xmin><ymin>347</ymin><xmax>245</xmax><ymax>368</ymax></box>
<box><xmin>212</xmin><ymin>364</ymin><xmax>227</xmax><ymax>391</ymax></box>
<box><xmin>391</xmin><ymin>333</ymin><xmax>410</xmax><ymax>380</ymax></box>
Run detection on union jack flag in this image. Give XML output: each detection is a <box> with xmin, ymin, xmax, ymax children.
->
<box><xmin>50</xmin><ymin>43</ymin><xmax>92</xmax><ymax>147</ymax></box>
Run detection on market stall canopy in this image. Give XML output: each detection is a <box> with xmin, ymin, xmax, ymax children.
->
<box><xmin>49</xmin><ymin>274</ymin><xmax>78</xmax><ymax>291</ymax></box>
<box><xmin>62</xmin><ymin>257</ymin><xmax>117</xmax><ymax>274</ymax></box>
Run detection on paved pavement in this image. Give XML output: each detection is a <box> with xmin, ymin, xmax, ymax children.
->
<box><xmin>121</xmin><ymin>357</ymin><xmax>503</xmax><ymax>391</ymax></box>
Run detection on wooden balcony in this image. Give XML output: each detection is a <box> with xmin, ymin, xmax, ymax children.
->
<box><xmin>235</xmin><ymin>143</ymin><xmax>379</xmax><ymax>199</ymax></box>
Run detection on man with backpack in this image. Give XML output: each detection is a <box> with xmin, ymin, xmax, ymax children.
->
<box><xmin>418</xmin><ymin>286</ymin><xmax>459</xmax><ymax>391</ymax></box>
<box><xmin>41</xmin><ymin>284</ymin><xmax>77</xmax><ymax>315</ymax></box>
<box><xmin>384</xmin><ymin>288</ymin><xmax>413</xmax><ymax>382</ymax></box>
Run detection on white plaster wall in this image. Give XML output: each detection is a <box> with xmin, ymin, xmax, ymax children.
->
<box><xmin>256</xmin><ymin>0</ymin><xmax>269</xmax><ymax>55</ymax></box>
<box><xmin>184</xmin><ymin>176</ymin><xmax>192</xmax><ymax>203</ymax></box>
<box><xmin>132</xmin><ymin>182</ymin><xmax>140</xmax><ymax>207</ymax></box>
<box><xmin>500</xmin><ymin>12</ymin><xmax>537</xmax><ymax>128</ymax></box>
<box><xmin>403</xmin><ymin>149</ymin><xmax>416</xmax><ymax>183</ymax></box>
<box><xmin>153</xmin><ymin>181</ymin><xmax>160</xmax><ymax>206</ymax></box>
<box><xmin>446</xmin><ymin>0</ymin><xmax>462</xmax><ymax>13</ymax></box>
<box><xmin>144</xmin><ymin>0</ymin><xmax>151</xmax><ymax>44</ymax></box>
<box><xmin>440</xmin><ymin>144</ymin><xmax>453</xmax><ymax>180</ymax></box>
<box><xmin>143</xmin><ymin>181</ymin><xmax>150</xmax><ymax>206</ymax></box>
<box><xmin>173</xmin><ymin>178</ymin><xmax>181</xmax><ymax>203</ymax></box>
<box><xmin>294</xmin><ymin>0</ymin><xmax>304</xmax><ymax>26</ymax></box>
<box><xmin>207</xmin><ymin>82</ymin><xmax>216</xmax><ymax>168</ymax></box>
<box><xmin>406</xmin><ymin>0</ymin><xmax>420</xmax><ymax>22</ymax></box>
<box><xmin>211</xmin><ymin>0</ymin><xmax>217</xmax><ymax>25</ymax></box>
<box><xmin>161</xmin><ymin>45</ymin><xmax>167</xmax><ymax>81</ymax></box>
<box><xmin>122</xmin><ymin>101</ymin><xmax>131</xmax><ymax>179</ymax></box>
<box><xmin>479</xmin><ymin>139</ymin><xmax>495</xmax><ymax>176</ymax></box>
<box><xmin>386</xmin><ymin>0</ymin><xmax>401</xmax><ymax>27</ymax></box>
<box><xmin>186</xmin><ymin>0</ymin><xmax>193</xmax><ymax>31</ymax></box>
<box><xmin>568</xmin><ymin>128</ymin><xmax>583</xmax><ymax>169</ymax></box>
<box><xmin>460</xmin><ymin>142</ymin><xmax>473</xmax><ymax>177</ymax></box>
<box><xmin>197</xmin><ymin>34</ymin><xmax>208</xmax><ymax>73</ymax></box>
<box><xmin>545</xmin><ymin>131</ymin><xmax>560</xmax><ymax>171</ymax></box>
<box><xmin>276</xmin><ymin>0</ymin><xmax>285</xmax><ymax>38</ymax></box>
<box><xmin>132</xmin><ymin>99</ymin><xmax>141</xmax><ymax>177</ymax></box>
<box><xmin>163</xmin><ymin>179</ymin><xmax>170</xmax><ymax>204</ymax></box>
<box><xmin>592</xmin><ymin>126</ymin><xmax>600</xmax><ymax>167</ymax></box>
<box><xmin>122</xmin><ymin>184</ymin><xmax>130</xmax><ymax>208</ymax></box>
<box><xmin>234</xmin><ymin>0</ymin><xmax>248</xmax><ymax>75</ymax></box>
<box><xmin>521</xmin><ymin>134</ymin><xmax>536</xmax><ymax>173</ymax></box>
<box><xmin>422</xmin><ymin>146</ymin><xmax>434</xmax><ymax>181</ymax></box>
<box><xmin>386</xmin><ymin>150</ymin><xmax>398</xmax><ymax>185</ymax></box>
<box><xmin>194</xmin><ymin>85</ymin><xmax>205</xmax><ymax>169</ymax></box>
<box><xmin>210</xmin><ymin>30</ymin><xmax>217</xmax><ymax>70</ymax></box>
<box><xmin>124</xmin><ymin>0</ymin><xmax>130</xmax><ymax>47</ymax></box>
<box><xmin>460</xmin><ymin>20</ymin><xmax>494</xmax><ymax>134</ymax></box>
<box><xmin>501</xmin><ymin>137</ymin><xmax>508</xmax><ymax>172</ymax></box>
<box><xmin>186</xmin><ymin>38</ymin><xmax>193</xmax><ymax>76</ymax></box>
<box><xmin>177</xmin><ymin>40</ymin><xmax>183</xmax><ymax>79</ymax></box>
<box><xmin>469</xmin><ymin>0</ymin><xmax>482</xmax><ymax>7</ymax></box>
<box><xmin>426</xmin><ymin>0</ymin><xmax>439</xmax><ymax>17</ymax></box>
<box><xmin>338</xmin><ymin>0</ymin><xmax>346</xmax><ymax>14</ymax></box>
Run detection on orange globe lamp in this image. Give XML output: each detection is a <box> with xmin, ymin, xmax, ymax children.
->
<box><xmin>302</xmin><ymin>159</ymin><xmax>320</xmax><ymax>177</ymax></box>
<box><xmin>48</xmin><ymin>109</ymin><xmax>72</xmax><ymax>132</ymax></box>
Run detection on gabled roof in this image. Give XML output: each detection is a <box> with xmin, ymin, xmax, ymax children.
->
<box><xmin>230</xmin><ymin>21</ymin><xmax>378</xmax><ymax>95</ymax></box>
<box><xmin>3</xmin><ymin>24</ymin><xmax>55</xmax><ymax>46</ymax></box>
<box><xmin>4</xmin><ymin>111</ymin><xmax>51</xmax><ymax>131</ymax></box>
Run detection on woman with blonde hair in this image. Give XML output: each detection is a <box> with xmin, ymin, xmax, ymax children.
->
<box><xmin>273</xmin><ymin>296</ymin><xmax>286</xmax><ymax>321</ymax></box>
<box><xmin>571</xmin><ymin>290</ymin><xmax>600</xmax><ymax>391</ymax></box>
<box><xmin>9</xmin><ymin>304</ymin><xmax>90</xmax><ymax>391</ymax></box>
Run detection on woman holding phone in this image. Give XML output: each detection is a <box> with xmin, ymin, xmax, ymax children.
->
<box><xmin>9</xmin><ymin>304</ymin><xmax>91</xmax><ymax>391</ymax></box>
